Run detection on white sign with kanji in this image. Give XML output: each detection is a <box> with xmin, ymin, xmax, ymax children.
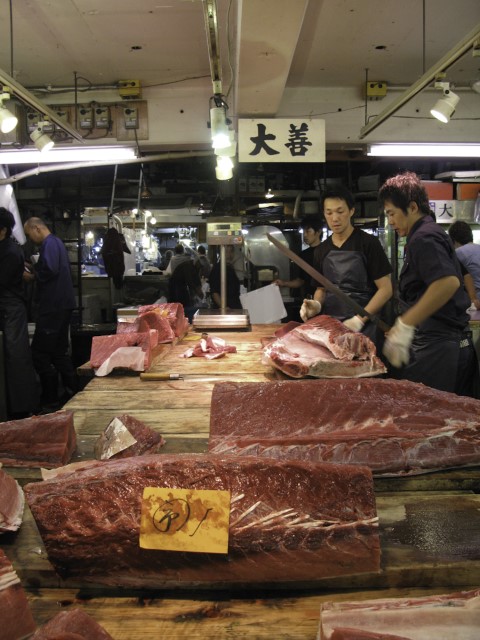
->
<box><xmin>238</xmin><ymin>119</ymin><xmax>325</xmax><ymax>163</ymax></box>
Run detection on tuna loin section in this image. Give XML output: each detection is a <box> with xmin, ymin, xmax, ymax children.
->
<box><xmin>209</xmin><ymin>379</ymin><xmax>480</xmax><ymax>476</ymax></box>
<box><xmin>319</xmin><ymin>588</ymin><xmax>480</xmax><ymax>640</ymax></box>
<box><xmin>24</xmin><ymin>454</ymin><xmax>380</xmax><ymax>588</ymax></box>
<box><xmin>31</xmin><ymin>608</ymin><xmax>114</xmax><ymax>640</ymax></box>
<box><xmin>94</xmin><ymin>414</ymin><xmax>165</xmax><ymax>460</ymax></box>
<box><xmin>0</xmin><ymin>468</ymin><xmax>24</xmax><ymax>533</ymax></box>
<box><xmin>0</xmin><ymin>410</ymin><xmax>76</xmax><ymax>468</ymax></box>
<box><xmin>0</xmin><ymin>548</ymin><xmax>36</xmax><ymax>640</ymax></box>
<box><xmin>263</xmin><ymin>315</ymin><xmax>386</xmax><ymax>378</ymax></box>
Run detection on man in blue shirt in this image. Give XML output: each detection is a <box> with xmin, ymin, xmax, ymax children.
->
<box><xmin>24</xmin><ymin>217</ymin><xmax>77</xmax><ymax>409</ymax></box>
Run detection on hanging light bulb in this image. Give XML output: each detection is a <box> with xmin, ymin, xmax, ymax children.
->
<box><xmin>215</xmin><ymin>155</ymin><xmax>234</xmax><ymax>180</ymax></box>
<box><xmin>149</xmin><ymin>216</ymin><xmax>157</xmax><ymax>225</ymax></box>
<box><xmin>0</xmin><ymin>90</ymin><xmax>18</xmax><ymax>133</ymax></box>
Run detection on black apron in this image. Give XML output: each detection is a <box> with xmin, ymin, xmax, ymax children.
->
<box><xmin>0</xmin><ymin>296</ymin><xmax>40</xmax><ymax>414</ymax></box>
<box><xmin>322</xmin><ymin>250</ymin><xmax>382</xmax><ymax>348</ymax></box>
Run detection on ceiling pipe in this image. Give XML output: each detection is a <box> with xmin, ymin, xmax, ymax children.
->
<box><xmin>202</xmin><ymin>0</ymin><xmax>223</xmax><ymax>95</ymax></box>
<box><xmin>359</xmin><ymin>22</ymin><xmax>480</xmax><ymax>139</ymax></box>
<box><xmin>0</xmin><ymin>66</ymin><xmax>85</xmax><ymax>143</ymax></box>
<box><xmin>0</xmin><ymin>150</ymin><xmax>214</xmax><ymax>185</ymax></box>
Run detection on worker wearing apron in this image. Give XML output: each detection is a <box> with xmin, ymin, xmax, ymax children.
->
<box><xmin>379</xmin><ymin>171</ymin><xmax>479</xmax><ymax>397</ymax></box>
<box><xmin>300</xmin><ymin>186</ymin><xmax>393</xmax><ymax>351</ymax></box>
<box><xmin>0</xmin><ymin>208</ymin><xmax>40</xmax><ymax>417</ymax></box>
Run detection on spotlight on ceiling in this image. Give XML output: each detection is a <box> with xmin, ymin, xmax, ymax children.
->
<box><xmin>209</xmin><ymin>94</ymin><xmax>230</xmax><ymax>150</ymax></box>
<box><xmin>430</xmin><ymin>82</ymin><xmax>460</xmax><ymax>123</ymax></box>
<box><xmin>30</xmin><ymin>121</ymin><xmax>54</xmax><ymax>152</ymax></box>
<box><xmin>0</xmin><ymin>89</ymin><xmax>18</xmax><ymax>133</ymax></box>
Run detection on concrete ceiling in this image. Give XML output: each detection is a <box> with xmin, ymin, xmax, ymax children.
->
<box><xmin>0</xmin><ymin>0</ymin><xmax>479</xmax><ymax>149</ymax></box>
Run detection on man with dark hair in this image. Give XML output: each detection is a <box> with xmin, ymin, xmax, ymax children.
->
<box><xmin>23</xmin><ymin>216</ymin><xmax>77</xmax><ymax>409</ymax></box>
<box><xmin>164</xmin><ymin>243</ymin><xmax>192</xmax><ymax>275</ymax></box>
<box><xmin>0</xmin><ymin>208</ymin><xmax>40</xmax><ymax>417</ymax></box>
<box><xmin>448</xmin><ymin>220</ymin><xmax>480</xmax><ymax>310</ymax></box>
<box><xmin>300</xmin><ymin>186</ymin><xmax>392</xmax><ymax>351</ymax></box>
<box><xmin>274</xmin><ymin>216</ymin><xmax>323</xmax><ymax>298</ymax></box>
<box><xmin>379</xmin><ymin>171</ymin><xmax>478</xmax><ymax>396</ymax></box>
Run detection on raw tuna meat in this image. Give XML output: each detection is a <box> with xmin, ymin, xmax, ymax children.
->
<box><xmin>209</xmin><ymin>379</ymin><xmax>480</xmax><ymax>476</ymax></box>
<box><xmin>319</xmin><ymin>589</ymin><xmax>480</xmax><ymax>640</ymax></box>
<box><xmin>117</xmin><ymin>311</ymin><xmax>175</xmax><ymax>345</ymax></box>
<box><xmin>94</xmin><ymin>414</ymin><xmax>165</xmax><ymax>460</ymax></box>
<box><xmin>24</xmin><ymin>454</ymin><xmax>380</xmax><ymax>588</ymax></box>
<box><xmin>0</xmin><ymin>468</ymin><xmax>24</xmax><ymax>533</ymax></box>
<box><xmin>0</xmin><ymin>548</ymin><xmax>36</xmax><ymax>640</ymax></box>
<box><xmin>263</xmin><ymin>315</ymin><xmax>386</xmax><ymax>378</ymax></box>
<box><xmin>90</xmin><ymin>332</ymin><xmax>152</xmax><ymax>370</ymax></box>
<box><xmin>182</xmin><ymin>334</ymin><xmax>237</xmax><ymax>359</ymax></box>
<box><xmin>30</xmin><ymin>608</ymin><xmax>114</xmax><ymax>639</ymax></box>
<box><xmin>0</xmin><ymin>410</ymin><xmax>76</xmax><ymax>468</ymax></box>
<box><xmin>138</xmin><ymin>302</ymin><xmax>189</xmax><ymax>337</ymax></box>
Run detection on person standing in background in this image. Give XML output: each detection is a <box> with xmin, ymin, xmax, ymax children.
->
<box><xmin>448</xmin><ymin>220</ymin><xmax>480</xmax><ymax>310</ymax></box>
<box><xmin>209</xmin><ymin>244</ymin><xmax>241</xmax><ymax>309</ymax></box>
<box><xmin>194</xmin><ymin>244</ymin><xmax>212</xmax><ymax>279</ymax></box>
<box><xmin>274</xmin><ymin>216</ymin><xmax>323</xmax><ymax>297</ymax></box>
<box><xmin>300</xmin><ymin>186</ymin><xmax>392</xmax><ymax>351</ymax></box>
<box><xmin>379</xmin><ymin>171</ymin><xmax>478</xmax><ymax>397</ymax></box>
<box><xmin>23</xmin><ymin>217</ymin><xmax>77</xmax><ymax>410</ymax></box>
<box><xmin>0</xmin><ymin>208</ymin><xmax>40</xmax><ymax>418</ymax></box>
<box><xmin>164</xmin><ymin>243</ymin><xmax>192</xmax><ymax>275</ymax></box>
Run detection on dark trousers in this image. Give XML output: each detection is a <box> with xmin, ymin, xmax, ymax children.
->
<box><xmin>31</xmin><ymin>309</ymin><xmax>77</xmax><ymax>404</ymax></box>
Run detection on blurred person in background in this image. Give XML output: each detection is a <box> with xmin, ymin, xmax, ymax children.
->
<box><xmin>23</xmin><ymin>217</ymin><xmax>77</xmax><ymax>411</ymax></box>
<box><xmin>448</xmin><ymin>220</ymin><xmax>480</xmax><ymax>310</ymax></box>
<box><xmin>0</xmin><ymin>208</ymin><xmax>40</xmax><ymax>418</ymax></box>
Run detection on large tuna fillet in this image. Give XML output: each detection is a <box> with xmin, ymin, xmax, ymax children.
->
<box><xmin>319</xmin><ymin>588</ymin><xmax>480</xmax><ymax>640</ymax></box>
<box><xmin>209</xmin><ymin>379</ymin><xmax>480</xmax><ymax>476</ymax></box>
<box><xmin>138</xmin><ymin>302</ymin><xmax>189</xmax><ymax>337</ymax></box>
<box><xmin>24</xmin><ymin>454</ymin><xmax>380</xmax><ymax>588</ymax></box>
<box><xmin>90</xmin><ymin>332</ymin><xmax>152</xmax><ymax>370</ymax></box>
<box><xmin>0</xmin><ymin>548</ymin><xmax>36</xmax><ymax>640</ymax></box>
<box><xmin>31</xmin><ymin>608</ymin><xmax>114</xmax><ymax>640</ymax></box>
<box><xmin>263</xmin><ymin>316</ymin><xmax>386</xmax><ymax>378</ymax></box>
<box><xmin>0</xmin><ymin>410</ymin><xmax>76</xmax><ymax>468</ymax></box>
<box><xmin>0</xmin><ymin>468</ymin><xmax>24</xmax><ymax>533</ymax></box>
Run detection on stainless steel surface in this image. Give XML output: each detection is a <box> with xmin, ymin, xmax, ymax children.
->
<box><xmin>192</xmin><ymin>308</ymin><xmax>250</xmax><ymax>330</ymax></box>
<box><xmin>245</xmin><ymin>225</ymin><xmax>291</xmax><ymax>283</ymax></box>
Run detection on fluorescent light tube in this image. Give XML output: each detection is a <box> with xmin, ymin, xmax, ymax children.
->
<box><xmin>367</xmin><ymin>144</ymin><xmax>480</xmax><ymax>158</ymax></box>
<box><xmin>0</xmin><ymin>146</ymin><xmax>137</xmax><ymax>164</ymax></box>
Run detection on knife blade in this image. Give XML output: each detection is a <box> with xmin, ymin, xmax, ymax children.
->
<box><xmin>266</xmin><ymin>232</ymin><xmax>390</xmax><ymax>333</ymax></box>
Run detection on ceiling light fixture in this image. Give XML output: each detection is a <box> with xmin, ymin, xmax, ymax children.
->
<box><xmin>215</xmin><ymin>155</ymin><xmax>233</xmax><ymax>180</ymax></box>
<box><xmin>30</xmin><ymin>121</ymin><xmax>54</xmax><ymax>152</ymax></box>
<box><xmin>367</xmin><ymin>143</ymin><xmax>480</xmax><ymax>157</ymax></box>
<box><xmin>209</xmin><ymin>94</ymin><xmax>230</xmax><ymax>150</ymax></box>
<box><xmin>430</xmin><ymin>81</ymin><xmax>460</xmax><ymax>123</ymax></box>
<box><xmin>0</xmin><ymin>88</ymin><xmax>18</xmax><ymax>133</ymax></box>
<box><xmin>0</xmin><ymin>145</ymin><xmax>137</xmax><ymax>164</ymax></box>
<box><xmin>265</xmin><ymin>188</ymin><xmax>275</xmax><ymax>199</ymax></box>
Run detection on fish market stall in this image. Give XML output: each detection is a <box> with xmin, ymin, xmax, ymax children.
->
<box><xmin>1</xmin><ymin>324</ymin><xmax>480</xmax><ymax>639</ymax></box>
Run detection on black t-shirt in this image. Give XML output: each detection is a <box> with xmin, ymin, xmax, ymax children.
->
<box><xmin>400</xmin><ymin>216</ymin><xmax>469</xmax><ymax>331</ymax></box>
<box><xmin>311</xmin><ymin>228</ymin><xmax>392</xmax><ymax>290</ymax></box>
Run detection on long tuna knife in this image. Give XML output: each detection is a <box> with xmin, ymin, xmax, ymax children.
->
<box><xmin>266</xmin><ymin>232</ymin><xmax>390</xmax><ymax>333</ymax></box>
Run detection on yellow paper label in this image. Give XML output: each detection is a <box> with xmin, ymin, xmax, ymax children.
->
<box><xmin>139</xmin><ymin>487</ymin><xmax>231</xmax><ymax>554</ymax></box>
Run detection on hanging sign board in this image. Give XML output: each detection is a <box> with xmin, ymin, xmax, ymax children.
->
<box><xmin>139</xmin><ymin>487</ymin><xmax>231</xmax><ymax>554</ymax></box>
<box><xmin>238</xmin><ymin>118</ymin><xmax>325</xmax><ymax>163</ymax></box>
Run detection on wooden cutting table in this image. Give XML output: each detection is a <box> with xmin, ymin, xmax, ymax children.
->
<box><xmin>2</xmin><ymin>324</ymin><xmax>480</xmax><ymax>638</ymax></box>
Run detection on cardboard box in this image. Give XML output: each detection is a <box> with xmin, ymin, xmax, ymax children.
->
<box><xmin>422</xmin><ymin>181</ymin><xmax>454</xmax><ymax>200</ymax></box>
<box><xmin>456</xmin><ymin>183</ymin><xmax>480</xmax><ymax>200</ymax></box>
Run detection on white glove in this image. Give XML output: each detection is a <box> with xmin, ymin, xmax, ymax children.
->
<box><xmin>343</xmin><ymin>315</ymin><xmax>365</xmax><ymax>332</ymax></box>
<box><xmin>300</xmin><ymin>299</ymin><xmax>322</xmax><ymax>322</ymax></box>
<box><xmin>383</xmin><ymin>318</ymin><xmax>415</xmax><ymax>368</ymax></box>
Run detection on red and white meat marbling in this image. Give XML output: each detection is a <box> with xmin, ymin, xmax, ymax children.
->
<box><xmin>0</xmin><ymin>410</ymin><xmax>76</xmax><ymax>469</ymax></box>
<box><xmin>30</xmin><ymin>608</ymin><xmax>114</xmax><ymax>639</ymax></box>
<box><xmin>209</xmin><ymin>379</ymin><xmax>480</xmax><ymax>476</ymax></box>
<box><xmin>0</xmin><ymin>548</ymin><xmax>36</xmax><ymax>640</ymax></box>
<box><xmin>24</xmin><ymin>454</ymin><xmax>380</xmax><ymax>588</ymax></box>
<box><xmin>263</xmin><ymin>315</ymin><xmax>386</xmax><ymax>378</ymax></box>
<box><xmin>319</xmin><ymin>589</ymin><xmax>480</xmax><ymax>640</ymax></box>
<box><xmin>0</xmin><ymin>468</ymin><xmax>24</xmax><ymax>533</ymax></box>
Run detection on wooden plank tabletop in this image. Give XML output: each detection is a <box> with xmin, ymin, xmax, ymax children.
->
<box><xmin>2</xmin><ymin>323</ymin><xmax>480</xmax><ymax>637</ymax></box>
